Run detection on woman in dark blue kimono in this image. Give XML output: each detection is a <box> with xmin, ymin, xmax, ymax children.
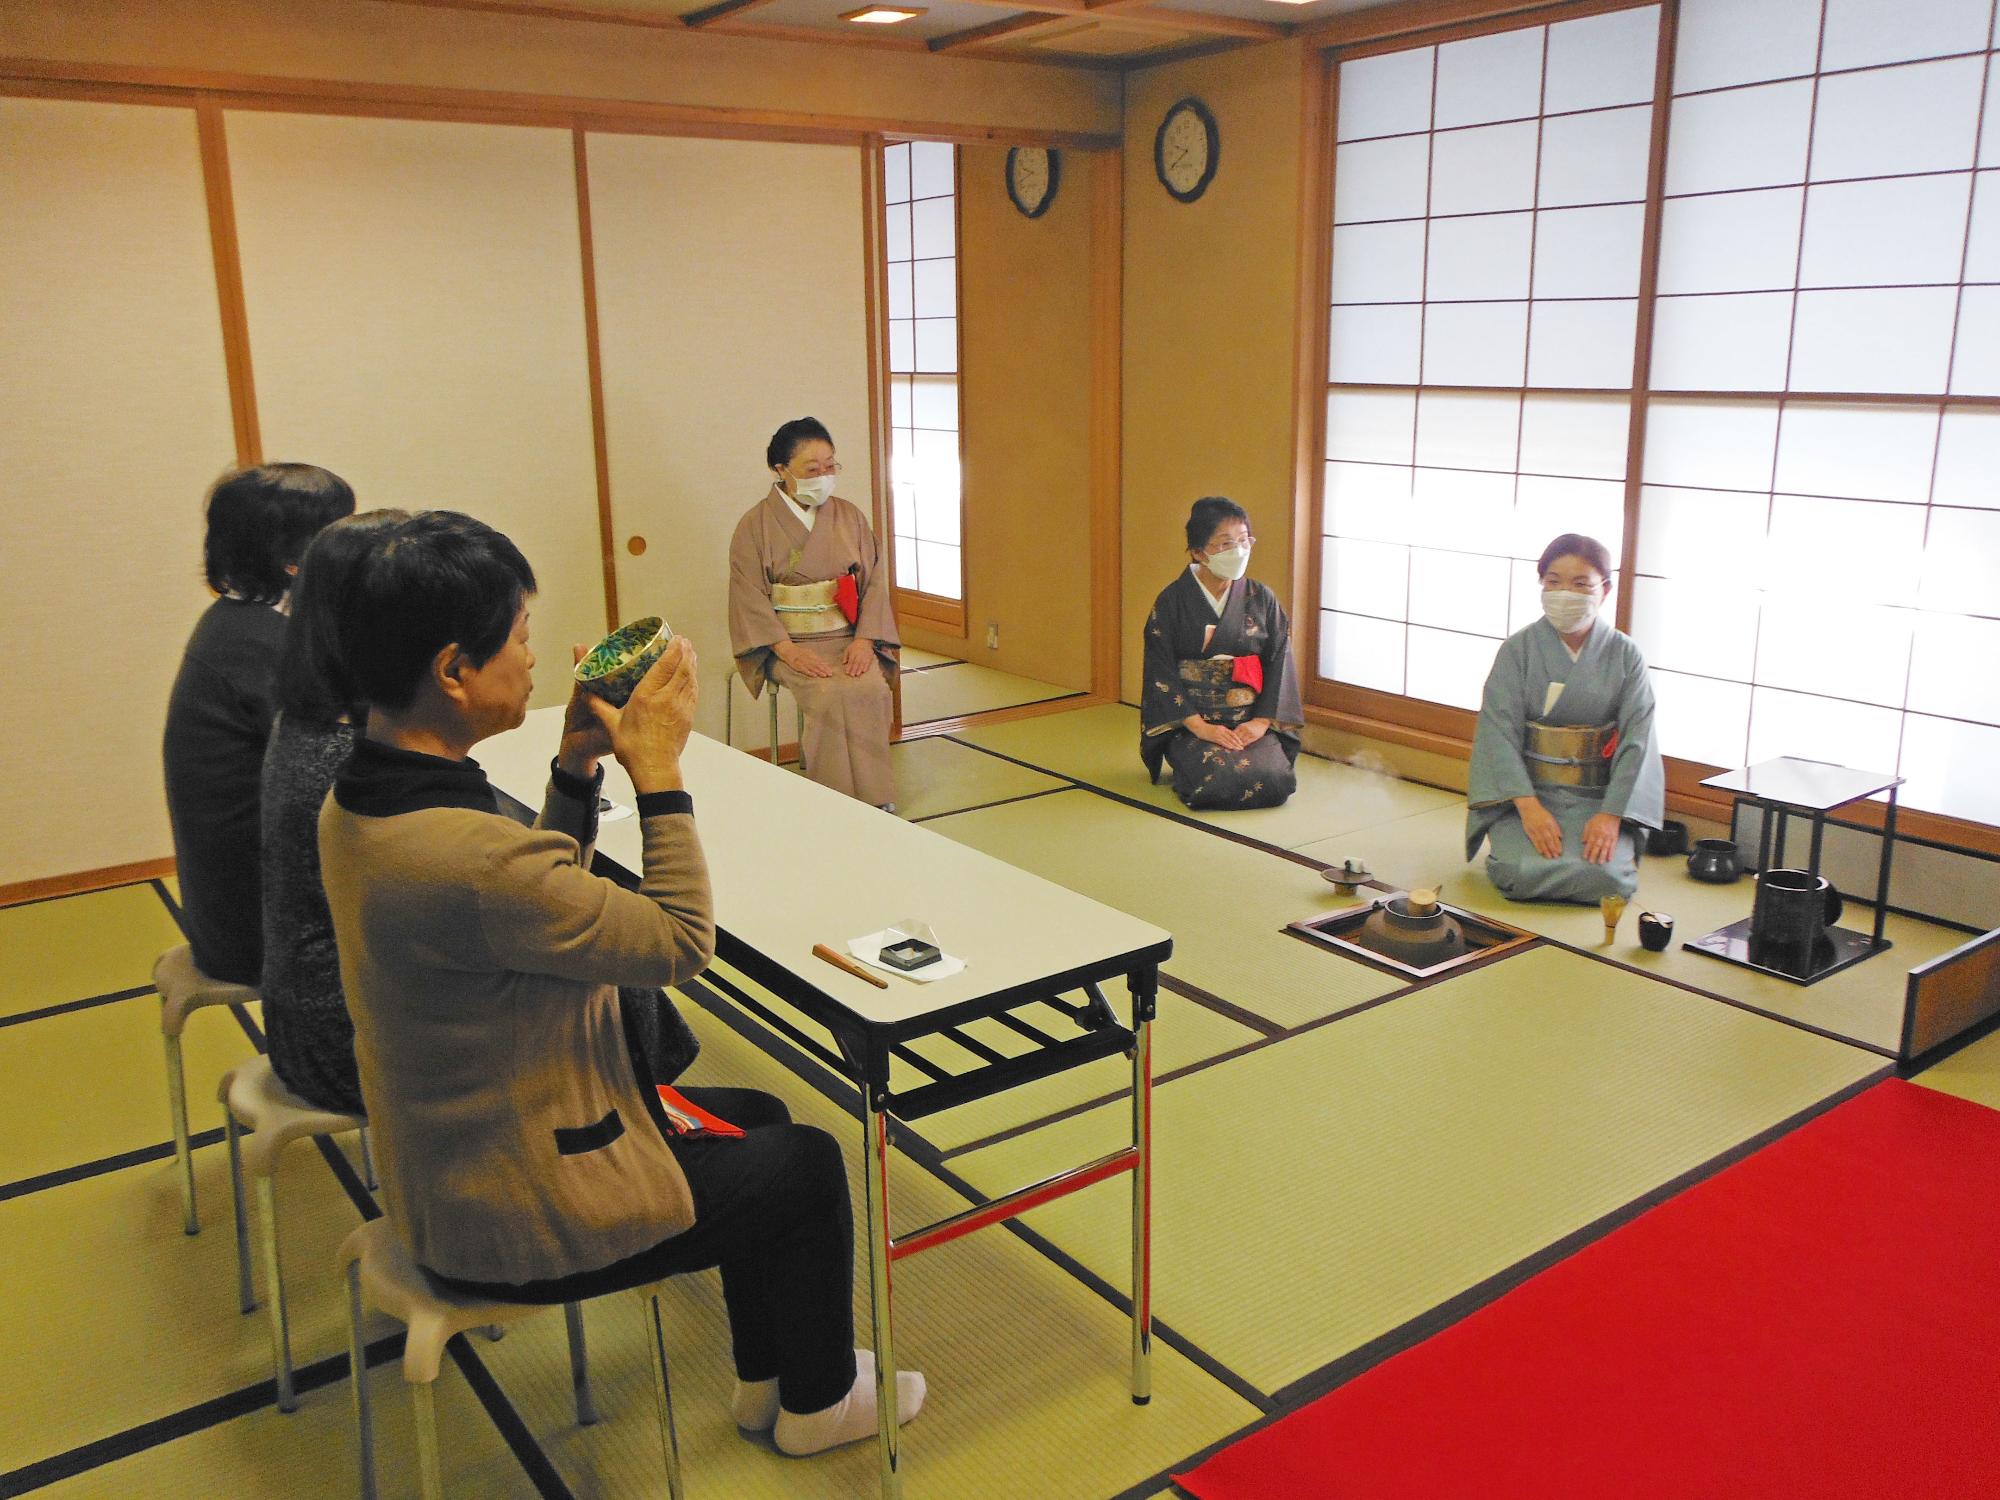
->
<box><xmin>1466</xmin><ymin>533</ymin><xmax>1665</xmax><ymax>903</ymax></box>
<box><xmin>1139</xmin><ymin>497</ymin><xmax>1304</xmax><ymax>809</ymax></box>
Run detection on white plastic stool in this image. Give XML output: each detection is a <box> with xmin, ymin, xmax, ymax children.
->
<box><xmin>222</xmin><ymin>1053</ymin><xmax>373</xmax><ymax>1412</ymax></box>
<box><xmin>338</xmin><ymin>1218</ymin><xmax>685</xmax><ymax>1500</ymax></box>
<box><xmin>155</xmin><ymin>943</ymin><xmax>260</xmax><ymax>1236</ymax></box>
<box><xmin>724</xmin><ymin>666</ymin><xmax>804</xmax><ymax>773</ymax></box>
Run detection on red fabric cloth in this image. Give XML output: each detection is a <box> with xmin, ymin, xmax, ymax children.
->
<box><xmin>1180</xmin><ymin>1080</ymin><xmax>2000</xmax><ymax>1500</ymax></box>
<box><xmin>656</xmin><ymin>1086</ymin><xmax>745</xmax><ymax>1138</ymax></box>
<box><xmin>834</xmin><ymin>572</ymin><xmax>860</xmax><ymax>626</ymax></box>
<box><xmin>1230</xmin><ymin>655</ymin><xmax>1264</xmax><ymax>695</ymax></box>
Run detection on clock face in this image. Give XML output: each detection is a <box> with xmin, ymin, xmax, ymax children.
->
<box><xmin>1007</xmin><ymin>146</ymin><xmax>1059</xmax><ymax>219</ymax></box>
<box><xmin>1155</xmin><ymin>98</ymin><xmax>1218</xmax><ymax>203</ymax></box>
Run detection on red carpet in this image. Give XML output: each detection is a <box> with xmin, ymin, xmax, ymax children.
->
<box><xmin>1180</xmin><ymin>1081</ymin><xmax>2000</xmax><ymax>1500</ymax></box>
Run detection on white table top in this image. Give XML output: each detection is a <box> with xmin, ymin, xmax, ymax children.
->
<box><xmin>478</xmin><ymin>707</ymin><xmax>1171</xmax><ymax>1033</ymax></box>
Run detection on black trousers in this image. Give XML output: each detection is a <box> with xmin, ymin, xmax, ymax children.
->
<box><xmin>434</xmin><ymin>1087</ymin><xmax>858</xmax><ymax>1414</ymax></box>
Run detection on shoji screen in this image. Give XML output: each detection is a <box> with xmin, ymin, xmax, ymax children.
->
<box><xmin>1321</xmin><ymin>6</ymin><xmax>1659</xmax><ymax>710</ymax></box>
<box><xmin>226</xmin><ymin>113</ymin><xmax>604</xmax><ymax>708</ymax></box>
<box><xmin>0</xmin><ymin>98</ymin><xmax>237</xmax><ymax>886</ymax></box>
<box><xmin>883</xmin><ymin>141</ymin><xmax>964</xmax><ymax>604</ymax></box>
<box><xmin>1637</xmin><ymin>0</ymin><xmax>2000</xmax><ymax>826</ymax></box>
<box><xmin>583</xmin><ymin>133</ymin><xmax>874</xmax><ymax>749</ymax></box>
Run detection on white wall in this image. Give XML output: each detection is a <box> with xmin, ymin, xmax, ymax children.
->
<box><xmin>0</xmin><ymin>97</ymin><xmax>237</xmax><ymax>887</ymax></box>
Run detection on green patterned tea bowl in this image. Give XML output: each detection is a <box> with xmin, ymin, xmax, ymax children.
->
<box><xmin>573</xmin><ymin>616</ymin><xmax>672</xmax><ymax>707</ymax></box>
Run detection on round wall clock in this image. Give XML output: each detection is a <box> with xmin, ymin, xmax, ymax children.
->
<box><xmin>1155</xmin><ymin>96</ymin><xmax>1219</xmax><ymax>203</ymax></box>
<box><xmin>1006</xmin><ymin>146</ymin><xmax>1060</xmax><ymax>219</ymax></box>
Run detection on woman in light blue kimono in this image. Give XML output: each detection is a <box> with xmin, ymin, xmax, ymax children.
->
<box><xmin>1466</xmin><ymin>533</ymin><xmax>1664</xmax><ymax>903</ymax></box>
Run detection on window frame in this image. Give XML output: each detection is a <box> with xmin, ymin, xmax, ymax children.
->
<box><xmin>882</xmin><ymin>139</ymin><xmax>968</xmax><ymax>635</ymax></box>
<box><xmin>1297</xmin><ymin>0</ymin><xmax>2000</xmax><ymax>856</ymax></box>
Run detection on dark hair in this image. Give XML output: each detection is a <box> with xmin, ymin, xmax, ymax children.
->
<box><xmin>1185</xmin><ymin>496</ymin><xmax>1251</xmax><ymax>554</ymax></box>
<box><xmin>766</xmin><ymin>417</ymin><xmax>834</xmax><ymax>470</ymax></box>
<box><xmin>1536</xmin><ymin>532</ymin><xmax>1614</xmax><ymax>582</ymax></box>
<box><xmin>332</xmin><ymin>511</ymin><xmax>538</xmax><ymax>713</ymax></box>
<box><xmin>203</xmin><ymin>463</ymin><xmax>357</xmax><ymax>603</ymax></box>
<box><xmin>273</xmin><ymin>510</ymin><xmax>413</xmax><ymax>725</ymax></box>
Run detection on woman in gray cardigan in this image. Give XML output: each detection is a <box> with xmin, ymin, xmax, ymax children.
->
<box><xmin>318</xmin><ymin>511</ymin><xmax>923</xmax><ymax>1456</ymax></box>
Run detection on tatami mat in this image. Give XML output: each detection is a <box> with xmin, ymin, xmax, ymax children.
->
<box><xmin>469</xmin><ymin>1003</ymin><xmax>1261</xmax><ymax>1500</ymax></box>
<box><xmin>33</xmin><ymin>1357</ymin><xmax>537</xmax><ymax>1500</ymax></box>
<box><xmin>953</xmin><ymin>946</ymin><xmax>1886</xmax><ymax>1394</ymax></box>
<box><xmin>900</xmin><ymin>647</ymin><xmax>960</xmax><ymax>671</ymax></box>
<box><xmin>902</xmin><ymin>662</ymin><xmax>1083</xmax><ymax>726</ymax></box>
<box><xmin>1297</xmin><ymin>804</ymin><xmax>1968</xmax><ymax>1053</ymax></box>
<box><xmin>0</xmin><ymin>882</ymin><xmax>183</xmax><ymax>1019</ymax></box>
<box><xmin>890</xmin><ymin>736</ymin><xmax>1069</xmax><ymax>823</ymax></box>
<box><xmin>926</xmin><ymin>791</ymin><xmax>1401</xmax><ymax>1029</ymax></box>
<box><xmin>952</xmin><ymin>703</ymin><xmax>1456</xmax><ymax>851</ymax></box>
<box><xmin>0</xmin><ymin>1135</ymin><xmax>376</xmax><ymax>1477</ymax></box>
<box><xmin>0</xmin><ymin>992</ymin><xmax>261</xmax><ymax>1187</ymax></box>
<box><xmin>1916</xmin><ymin>1026</ymin><xmax>2000</xmax><ymax>1113</ymax></box>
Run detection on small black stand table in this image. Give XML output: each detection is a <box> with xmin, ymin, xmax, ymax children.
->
<box><xmin>1687</xmin><ymin>756</ymin><xmax>1903</xmax><ymax>986</ymax></box>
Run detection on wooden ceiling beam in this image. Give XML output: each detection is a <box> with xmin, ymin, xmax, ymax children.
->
<box><xmin>930</xmin><ymin>12</ymin><xmax>1083</xmax><ymax>52</ymax></box>
<box><xmin>683</xmin><ymin>0</ymin><xmax>781</xmax><ymax>28</ymax></box>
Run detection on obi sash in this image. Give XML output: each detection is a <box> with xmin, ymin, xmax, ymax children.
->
<box><xmin>1524</xmin><ymin>721</ymin><xmax>1618</xmax><ymax>789</ymax></box>
<box><xmin>770</xmin><ymin>579</ymin><xmax>850</xmax><ymax>637</ymax></box>
<box><xmin>1177</xmin><ymin>657</ymin><xmax>1259</xmax><ymax>722</ymax></box>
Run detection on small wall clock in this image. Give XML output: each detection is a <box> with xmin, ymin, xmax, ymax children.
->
<box><xmin>1006</xmin><ymin>146</ymin><xmax>1060</xmax><ymax>219</ymax></box>
<box><xmin>1155</xmin><ymin>96</ymin><xmax>1219</xmax><ymax>203</ymax></box>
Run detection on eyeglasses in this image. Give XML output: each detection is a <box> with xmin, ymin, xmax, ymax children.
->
<box><xmin>1204</xmin><ymin>535</ymin><xmax>1254</xmax><ymax>554</ymax></box>
<box><xmin>787</xmin><ymin>461</ymin><xmax>843</xmax><ymax>478</ymax></box>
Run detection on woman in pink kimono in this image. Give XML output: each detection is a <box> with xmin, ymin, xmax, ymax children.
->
<box><xmin>728</xmin><ymin>418</ymin><xmax>900</xmax><ymax>808</ymax></box>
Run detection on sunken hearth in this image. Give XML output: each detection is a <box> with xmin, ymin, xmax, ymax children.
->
<box><xmin>1288</xmin><ymin>889</ymin><xmax>1536</xmax><ymax>980</ymax></box>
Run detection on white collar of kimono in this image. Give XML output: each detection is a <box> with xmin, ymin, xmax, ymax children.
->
<box><xmin>773</xmin><ymin>482</ymin><xmax>817</xmax><ymax>532</ymax></box>
<box><xmin>1189</xmin><ymin>564</ymin><xmax>1229</xmax><ymax>615</ymax></box>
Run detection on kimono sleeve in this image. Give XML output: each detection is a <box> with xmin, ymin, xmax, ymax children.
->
<box><xmin>1467</xmin><ymin>636</ymin><xmax>1538</xmax><ymax>809</ymax></box>
<box><xmin>1601</xmin><ymin>639</ymin><xmax>1665</xmax><ymax>826</ymax></box>
<box><xmin>1248</xmin><ymin>588</ymin><xmax>1304</xmax><ymax>731</ymax></box>
<box><xmin>727</xmin><ymin>511</ymin><xmax>788</xmax><ymax>657</ymax></box>
<box><xmin>1140</xmin><ymin>594</ymin><xmax>1188</xmax><ymax>738</ymax></box>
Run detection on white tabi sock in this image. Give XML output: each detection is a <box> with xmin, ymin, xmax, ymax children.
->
<box><xmin>731</xmin><ymin>1377</ymin><xmax>780</xmax><ymax>1431</ymax></box>
<box><xmin>772</xmin><ymin>1350</ymin><xmax>926</xmax><ymax>1457</ymax></box>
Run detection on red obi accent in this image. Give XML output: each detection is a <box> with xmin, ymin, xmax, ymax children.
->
<box><xmin>1231</xmin><ymin>655</ymin><xmax>1265</xmax><ymax>695</ymax></box>
<box><xmin>834</xmin><ymin>572</ymin><xmax>860</xmax><ymax>626</ymax></box>
<box><xmin>656</xmin><ymin>1086</ymin><xmax>745</xmax><ymax>1138</ymax></box>
<box><xmin>1602</xmin><ymin>729</ymin><xmax>1620</xmax><ymax>759</ymax></box>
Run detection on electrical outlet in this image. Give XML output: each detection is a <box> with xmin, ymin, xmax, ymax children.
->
<box><xmin>985</xmin><ymin>623</ymin><xmax>1000</xmax><ymax>651</ymax></box>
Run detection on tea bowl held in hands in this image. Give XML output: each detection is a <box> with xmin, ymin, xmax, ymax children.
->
<box><xmin>573</xmin><ymin>616</ymin><xmax>672</xmax><ymax>707</ymax></box>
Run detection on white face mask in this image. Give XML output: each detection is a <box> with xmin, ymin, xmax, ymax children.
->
<box><xmin>788</xmin><ymin>474</ymin><xmax>834</xmax><ymax>508</ymax></box>
<box><xmin>1205</xmin><ymin>545</ymin><xmax>1251</xmax><ymax>582</ymax></box>
<box><xmin>1542</xmin><ymin>589</ymin><xmax>1600</xmax><ymax>634</ymax></box>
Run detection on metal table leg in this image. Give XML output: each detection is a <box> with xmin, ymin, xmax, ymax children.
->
<box><xmin>1771</xmin><ymin>802</ymin><xmax>1789</xmax><ymax>867</ymax></box>
<box><xmin>1755</xmin><ymin>797</ymin><xmax>1775</xmax><ymax>874</ymax></box>
<box><xmin>1807</xmin><ymin>811</ymin><xmax>1826</xmax><ymax>882</ymax></box>
<box><xmin>864</xmin><ymin>1086</ymin><xmax>901</xmax><ymax>1499</ymax></box>
<box><xmin>1873</xmin><ymin>787</ymin><xmax>1898</xmax><ymax>948</ymax></box>
<box><xmin>1129</xmin><ymin>996</ymin><xmax>1153</xmax><ymax>1406</ymax></box>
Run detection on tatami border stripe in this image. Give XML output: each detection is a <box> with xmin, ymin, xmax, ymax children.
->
<box><xmin>1099</xmin><ymin>1065</ymin><xmax>1898</xmax><ymax>1500</ymax></box>
<box><xmin>904</xmin><ymin>687</ymin><xmax>1086</xmax><ymax>731</ymax></box>
<box><xmin>674</xmin><ymin>974</ymin><xmax>1277</xmax><ymax>1413</ymax></box>
<box><xmin>909</xmin><ymin>785</ymin><xmax>1077</xmax><ymax>824</ymax></box>
<box><xmin>0</xmin><ymin>1127</ymin><xmax>226</xmax><ymax>1204</ymax></box>
<box><xmin>0</xmin><ymin>984</ymin><xmax>153</xmax><ymax>1030</ymax></box>
<box><xmin>0</xmin><ymin>1334</ymin><xmax>407</xmax><ymax>1497</ymax></box>
<box><xmin>1546</xmin><ymin>938</ymin><xmax>1899</xmax><ymax>1061</ymax></box>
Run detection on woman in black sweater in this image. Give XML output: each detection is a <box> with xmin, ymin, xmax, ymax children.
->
<box><xmin>162</xmin><ymin>465</ymin><xmax>355</xmax><ymax>985</ymax></box>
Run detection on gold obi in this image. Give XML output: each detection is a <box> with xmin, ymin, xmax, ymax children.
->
<box><xmin>1524</xmin><ymin>721</ymin><xmax>1617</xmax><ymax>789</ymax></box>
<box><xmin>1178</xmin><ymin>658</ymin><xmax>1256</xmax><ymax>715</ymax></box>
<box><xmin>770</xmin><ymin>579</ymin><xmax>847</xmax><ymax>637</ymax></box>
